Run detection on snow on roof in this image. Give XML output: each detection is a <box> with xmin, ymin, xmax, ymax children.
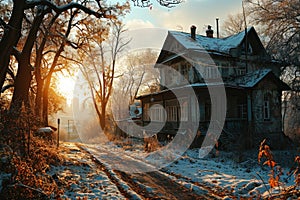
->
<box><xmin>230</xmin><ymin>69</ymin><xmax>272</xmax><ymax>88</ymax></box>
<box><xmin>169</xmin><ymin>27</ymin><xmax>252</xmax><ymax>55</ymax></box>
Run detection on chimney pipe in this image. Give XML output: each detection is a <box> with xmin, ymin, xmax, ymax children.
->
<box><xmin>206</xmin><ymin>25</ymin><xmax>214</xmax><ymax>38</ymax></box>
<box><xmin>190</xmin><ymin>25</ymin><xmax>196</xmax><ymax>40</ymax></box>
<box><xmin>216</xmin><ymin>18</ymin><xmax>219</xmax><ymax>38</ymax></box>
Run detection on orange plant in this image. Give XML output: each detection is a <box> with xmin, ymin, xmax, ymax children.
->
<box><xmin>258</xmin><ymin>139</ymin><xmax>281</xmax><ymax>188</ymax></box>
<box><xmin>294</xmin><ymin>156</ymin><xmax>300</xmax><ymax>186</ymax></box>
<box><xmin>257</xmin><ymin>139</ymin><xmax>300</xmax><ymax>198</ymax></box>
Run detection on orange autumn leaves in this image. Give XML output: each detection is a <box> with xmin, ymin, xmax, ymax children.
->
<box><xmin>258</xmin><ymin>139</ymin><xmax>300</xmax><ymax>189</ymax></box>
<box><xmin>258</xmin><ymin>139</ymin><xmax>280</xmax><ymax>188</ymax></box>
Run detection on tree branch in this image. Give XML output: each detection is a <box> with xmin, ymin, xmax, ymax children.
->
<box><xmin>25</xmin><ymin>0</ymin><xmax>110</xmax><ymax>18</ymax></box>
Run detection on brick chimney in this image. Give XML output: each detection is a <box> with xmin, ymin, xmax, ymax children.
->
<box><xmin>206</xmin><ymin>25</ymin><xmax>214</xmax><ymax>38</ymax></box>
<box><xmin>190</xmin><ymin>25</ymin><xmax>196</xmax><ymax>40</ymax></box>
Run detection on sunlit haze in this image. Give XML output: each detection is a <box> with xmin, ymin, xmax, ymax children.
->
<box><xmin>56</xmin><ymin>74</ymin><xmax>75</xmax><ymax>106</ymax></box>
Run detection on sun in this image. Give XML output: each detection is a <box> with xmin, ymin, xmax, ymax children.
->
<box><xmin>56</xmin><ymin>74</ymin><xmax>75</xmax><ymax>106</ymax></box>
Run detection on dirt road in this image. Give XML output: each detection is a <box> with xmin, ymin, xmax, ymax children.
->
<box><xmin>76</xmin><ymin>143</ymin><xmax>224</xmax><ymax>199</ymax></box>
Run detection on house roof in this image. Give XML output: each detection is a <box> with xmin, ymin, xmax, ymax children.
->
<box><xmin>136</xmin><ymin>69</ymin><xmax>290</xmax><ymax>100</ymax></box>
<box><xmin>229</xmin><ymin>69</ymin><xmax>290</xmax><ymax>90</ymax></box>
<box><xmin>156</xmin><ymin>26</ymin><xmax>269</xmax><ymax>65</ymax></box>
<box><xmin>136</xmin><ymin>82</ymin><xmax>230</xmax><ymax>99</ymax></box>
<box><xmin>168</xmin><ymin>27</ymin><xmax>253</xmax><ymax>55</ymax></box>
<box><xmin>231</xmin><ymin>69</ymin><xmax>272</xmax><ymax>88</ymax></box>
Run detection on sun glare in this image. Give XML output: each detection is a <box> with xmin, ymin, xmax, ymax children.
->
<box><xmin>56</xmin><ymin>75</ymin><xmax>75</xmax><ymax>106</ymax></box>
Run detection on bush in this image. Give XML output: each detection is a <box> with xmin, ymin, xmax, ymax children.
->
<box><xmin>0</xmin><ymin>137</ymin><xmax>64</xmax><ymax>199</ymax></box>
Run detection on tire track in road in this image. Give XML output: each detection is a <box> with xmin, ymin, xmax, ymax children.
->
<box><xmin>78</xmin><ymin>144</ymin><xmax>221</xmax><ymax>200</ymax></box>
<box><xmin>76</xmin><ymin>144</ymin><xmax>142</xmax><ymax>199</ymax></box>
<box><xmin>116</xmin><ymin>170</ymin><xmax>213</xmax><ymax>200</ymax></box>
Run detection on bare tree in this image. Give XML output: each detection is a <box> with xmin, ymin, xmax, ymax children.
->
<box><xmin>78</xmin><ymin>21</ymin><xmax>130</xmax><ymax>130</ymax></box>
<box><xmin>132</xmin><ymin>0</ymin><xmax>183</xmax><ymax>8</ymax></box>
<box><xmin>117</xmin><ymin>49</ymin><xmax>159</xmax><ymax>105</ymax></box>
<box><xmin>246</xmin><ymin>0</ymin><xmax>300</xmax><ymax>67</ymax></box>
<box><xmin>0</xmin><ymin>1</ymin><xmax>127</xmax><ymax>120</ymax></box>
<box><xmin>241</xmin><ymin>0</ymin><xmax>300</xmax><ymax>142</ymax></box>
<box><xmin>222</xmin><ymin>13</ymin><xmax>248</xmax><ymax>37</ymax></box>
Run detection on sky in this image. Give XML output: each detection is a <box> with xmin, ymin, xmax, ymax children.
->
<box><xmin>57</xmin><ymin>0</ymin><xmax>245</xmax><ymax>105</ymax></box>
<box><xmin>122</xmin><ymin>0</ymin><xmax>243</xmax><ymax>34</ymax></box>
<box><xmin>115</xmin><ymin>0</ymin><xmax>244</xmax><ymax>51</ymax></box>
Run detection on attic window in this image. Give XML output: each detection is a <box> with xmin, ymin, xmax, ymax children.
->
<box><xmin>241</xmin><ymin>42</ymin><xmax>253</xmax><ymax>55</ymax></box>
<box><xmin>180</xmin><ymin>64</ymin><xmax>189</xmax><ymax>82</ymax></box>
<box><xmin>237</xmin><ymin>68</ymin><xmax>246</xmax><ymax>76</ymax></box>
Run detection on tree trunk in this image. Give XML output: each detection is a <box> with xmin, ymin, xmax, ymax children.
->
<box><xmin>9</xmin><ymin>6</ymin><xmax>45</xmax><ymax>117</ymax></box>
<box><xmin>9</xmin><ymin>58</ymin><xmax>32</xmax><ymax>116</ymax></box>
<box><xmin>35</xmin><ymin>76</ymin><xmax>44</xmax><ymax>119</ymax></box>
<box><xmin>0</xmin><ymin>1</ymin><xmax>25</xmax><ymax>90</ymax></box>
<box><xmin>100</xmin><ymin>101</ymin><xmax>106</xmax><ymax>131</ymax></box>
<box><xmin>42</xmin><ymin>76</ymin><xmax>50</xmax><ymax>126</ymax></box>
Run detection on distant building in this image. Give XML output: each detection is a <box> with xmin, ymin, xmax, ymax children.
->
<box><xmin>137</xmin><ymin>26</ymin><xmax>290</xmax><ymax>149</ymax></box>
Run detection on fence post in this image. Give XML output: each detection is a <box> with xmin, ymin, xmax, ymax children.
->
<box><xmin>57</xmin><ymin>118</ymin><xmax>60</xmax><ymax>148</ymax></box>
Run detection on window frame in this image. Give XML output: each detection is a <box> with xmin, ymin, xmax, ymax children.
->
<box><xmin>263</xmin><ymin>95</ymin><xmax>270</xmax><ymax>121</ymax></box>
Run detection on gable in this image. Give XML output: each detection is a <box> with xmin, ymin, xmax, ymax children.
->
<box><xmin>238</xmin><ymin>27</ymin><xmax>268</xmax><ymax>57</ymax></box>
<box><xmin>156</xmin><ymin>32</ymin><xmax>186</xmax><ymax>65</ymax></box>
<box><xmin>157</xmin><ymin>26</ymin><xmax>269</xmax><ymax>65</ymax></box>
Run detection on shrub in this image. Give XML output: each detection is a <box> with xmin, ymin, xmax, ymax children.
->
<box><xmin>0</xmin><ymin>137</ymin><xmax>64</xmax><ymax>199</ymax></box>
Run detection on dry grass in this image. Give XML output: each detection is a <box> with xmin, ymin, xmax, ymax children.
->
<box><xmin>0</xmin><ymin>136</ymin><xmax>65</xmax><ymax>199</ymax></box>
<box><xmin>144</xmin><ymin>135</ymin><xmax>161</xmax><ymax>152</ymax></box>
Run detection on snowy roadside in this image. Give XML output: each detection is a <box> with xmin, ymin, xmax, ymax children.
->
<box><xmin>84</xmin><ymin>141</ymin><xmax>298</xmax><ymax>199</ymax></box>
<box><xmin>48</xmin><ymin>142</ymin><xmax>141</xmax><ymax>200</ymax></box>
<box><xmin>163</xmin><ymin>148</ymin><xmax>297</xmax><ymax>198</ymax></box>
<box><xmin>50</xmin><ymin>141</ymin><xmax>299</xmax><ymax>199</ymax></box>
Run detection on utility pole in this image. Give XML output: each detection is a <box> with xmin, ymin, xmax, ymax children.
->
<box><xmin>242</xmin><ymin>0</ymin><xmax>248</xmax><ymax>73</ymax></box>
<box><xmin>242</xmin><ymin>0</ymin><xmax>253</xmax><ymax>148</ymax></box>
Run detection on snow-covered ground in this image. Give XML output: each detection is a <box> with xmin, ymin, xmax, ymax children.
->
<box><xmin>49</xmin><ymin>143</ymin><xmax>141</xmax><ymax>199</ymax></box>
<box><xmin>52</xmin><ymin>141</ymin><xmax>298</xmax><ymax>199</ymax></box>
<box><xmin>85</xmin><ymin>140</ymin><xmax>298</xmax><ymax>199</ymax></box>
<box><xmin>163</xmin><ymin>148</ymin><xmax>296</xmax><ymax>198</ymax></box>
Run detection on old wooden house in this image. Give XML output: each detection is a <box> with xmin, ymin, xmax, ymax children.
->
<box><xmin>137</xmin><ymin>26</ymin><xmax>290</xmax><ymax>149</ymax></box>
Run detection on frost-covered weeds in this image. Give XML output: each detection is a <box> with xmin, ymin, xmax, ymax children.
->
<box><xmin>0</xmin><ymin>136</ymin><xmax>65</xmax><ymax>199</ymax></box>
<box><xmin>257</xmin><ymin>139</ymin><xmax>300</xmax><ymax>199</ymax></box>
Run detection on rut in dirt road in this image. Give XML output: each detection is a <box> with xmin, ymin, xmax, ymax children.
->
<box><xmin>115</xmin><ymin>170</ymin><xmax>216</xmax><ymax>200</ymax></box>
<box><xmin>79</xmin><ymin>144</ymin><xmax>221</xmax><ymax>200</ymax></box>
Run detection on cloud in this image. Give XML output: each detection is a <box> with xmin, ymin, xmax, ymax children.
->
<box><xmin>150</xmin><ymin>0</ymin><xmax>242</xmax><ymax>35</ymax></box>
<box><xmin>125</xmin><ymin>19</ymin><xmax>155</xmax><ymax>30</ymax></box>
<box><xmin>124</xmin><ymin>27</ymin><xmax>168</xmax><ymax>50</ymax></box>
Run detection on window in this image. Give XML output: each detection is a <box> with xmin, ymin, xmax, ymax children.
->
<box><xmin>263</xmin><ymin>95</ymin><xmax>270</xmax><ymax>120</ymax></box>
<box><xmin>179</xmin><ymin>98</ymin><xmax>188</xmax><ymax>121</ymax></box>
<box><xmin>221</xmin><ymin>67</ymin><xmax>229</xmax><ymax>77</ymax></box>
<box><xmin>237</xmin><ymin>68</ymin><xmax>246</xmax><ymax>76</ymax></box>
<box><xmin>149</xmin><ymin>103</ymin><xmax>164</xmax><ymax>122</ymax></box>
<box><xmin>238</xmin><ymin>104</ymin><xmax>247</xmax><ymax>119</ymax></box>
<box><xmin>143</xmin><ymin>103</ymin><xmax>164</xmax><ymax>122</ymax></box>
<box><xmin>241</xmin><ymin>42</ymin><xmax>253</xmax><ymax>55</ymax></box>
<box><xmin>166</xmin><ymin>99</ymin><xmax>179</xmax><ymax>122</ymax></box>
<box><xmin>167</xmin><ymin>106</ymin><xmax>178</xmax><ymax>121</ymax></box>
<box><xmin>205</xmin><ymin>102</ymin><xmax>211</xmax><ymax>121</ymax></box>
<box><xmin>205</xmin><ymin>67</ymin><xmax>220</xmax><ymax>79</ymax></box>
<box><xmin>180</xmin><ymin>64</ymin><xmax>189</xmax><ymax>82</ymax></box>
